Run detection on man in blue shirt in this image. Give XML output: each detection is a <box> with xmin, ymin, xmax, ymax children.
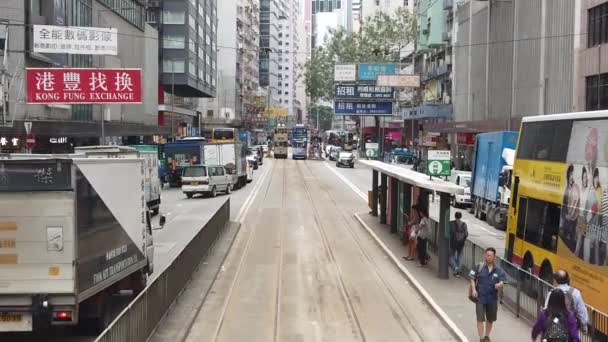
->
<box><xmin>470</xmin><ymin>247</ymin><xmax>506</xmax><ymax>342</ymax></box>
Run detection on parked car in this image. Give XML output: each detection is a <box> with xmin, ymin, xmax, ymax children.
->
<box><xmin>246</xmin><ymin>150</ymin><xmax>259</xmax><ymax>169</ymax></box>
<box><xmin>448</xmin><ymin>171</ymin><xmax>472</xmax><ymax>208</ymax></box>
<box><xmin>181</xmin><ymin>165</ymin><xmax>234</xmax><ymax>198</ymax></box>
<box><xmin>336</xmin><ymin>150</ymin><xmax>355</xmax><ymax>168</ymax></box>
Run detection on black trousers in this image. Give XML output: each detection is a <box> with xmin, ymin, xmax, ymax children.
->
<box><xmin>417</xmin><ymin>237</ymin><xmax>428</xmax><ymax>265</ymax></box>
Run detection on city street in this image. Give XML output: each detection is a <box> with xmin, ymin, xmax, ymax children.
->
<box><xmin>4</xmin><ymin>162</ymin><xmax>269</xmax><ymax>342</ymax></box>
<box><xmin>158</xmin><ymin>158</ymin><xmax>457</xmax><ymax>342</ymax></box>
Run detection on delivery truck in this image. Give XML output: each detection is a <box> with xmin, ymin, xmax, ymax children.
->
<box><xmin>470</xmin><ymin>131</ymin><xmax>519</xmax><ymax>230</ymax></box>
<box><xmin>0</xmin><ymin>156</ymin><xmax>161</xmax><ymax>333</ymax></box>
<box><xmin>202</xmin><ymin>142</ymin><xmax>248</xmax><ymax>189</ymax></box>
<box><xmin>163</xmin><ymin>138</ymin><xmax>206</xmax><ymax>187</ymax></box>
<box><xmin>75</xmin><ymin>146</ymin><xmax>162</xmax><ymax>215</ymax></box>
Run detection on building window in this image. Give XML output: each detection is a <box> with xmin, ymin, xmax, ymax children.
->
<box><xmin>189</xmin><ymin>62</ymin><xmax>196</xmax><ymax>76</ymax></box>
<box><xmin>199</xmin><ymin>47</ymin><xmax>205</xmax><ymax>58</ymax></box>
<box><xmin>588</xmin><ymin>3</ymin><xmax>608</xmax><ymax>47</ymax></box>
<box><xmin>586</xmin><ymin>73</ymin><xmax>608</xmax><ymax>110</ymax></box>
<box><xmin>190</xmin><ymin>0</ymin><xmax>196</xmax><ymax>6</ymax></box>
<box><xmin>163</xmin><ymin>34</ymin><xmax>185</xmax><ymax>49</ymax></box>
<box><xmin>189</xmin><ymin>14</ymin><xmax>196</xmax><ymax>30</ymax></box>
<box><xmin>163</xmin><ymin>60</ymin><xmax>185</xmax><ymax>73</ymax></box>
<box><xmin>163</xmin><ymin>11</ymin><xmax>185</xmax><ymax>24</ymax></box>
<box><xmin>199</xmin><ymin>4</ymin><xmax>204</xmax><ymax>16</ymax></box>
<box><xmin>190</xmin><ymin>39</ymin><xmax>196</xmax><ymax>52</ymax></box>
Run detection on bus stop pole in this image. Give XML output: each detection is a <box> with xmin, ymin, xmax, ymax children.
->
<box><xmin>403</xmin><ymin>183</ymin><xmax>412</xmax><ymax>219</ymax></box>
<box><xmin>372</xmin><ymin>170</ymin><xmax>379</xmax><ymax>217</ymax></box>
<box><xmin>390</xmin><ymin>178</ymin><xmax>398</xmax><ymax>233</ymax></box>
<box><xmin>438</xmin><ymin>192</ymin><xmax>451</xmax><ymax>279</ymax></box>
<box><xmin>380</xmin><ymin>173</ymin><xmax>388</xmax><ymax>224</ymax></box>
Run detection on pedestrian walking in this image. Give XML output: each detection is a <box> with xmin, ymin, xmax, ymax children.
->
<box><xmin>545</xmin><ymin>270</ymin><xmax>589</xmax><ymax>333</ymax></box>
<box><xmin>532</xmin><ymin>289</ymin><xmax>581</xmax><ymax>342</ymax></box>
<box><xmin>469</xmin><ymin>247</ymin><xmax>506</xmax><ymax>342</ymax></box>
<box><xmin>402</xmin><ymin>205</ymin><xmax>420</xmax><ymax>261</ymax></box>
<box><xmin>449</xmin><ymin>211</ymin><xmax>468</xmax><ymax>277</ymax></box>
<box><xmin>416</xmin><ymin>207</ymin><xmax>431</xmax><ymax>267</ymax></box>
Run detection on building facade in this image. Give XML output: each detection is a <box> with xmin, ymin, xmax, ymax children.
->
<box><xmin>0</xmin><ymin>0</ymin><xmax>164</xmax><ymax>152</ymax></box>
<box><xmin>361</xmin><ymin>0</ymin><xmax>412</xmax><ymax>19</ymax></box>
<box><xmin>156</xmin><ymin>0</ymin><xmax>218</xmax><ymax>137</ymax></box>
<box><xmin>578</xmin><ymin>0</ymin><xmax>608</xmax><ymax>112</ymax></box>
<box><xmin>448</xmin><ymin>0</ymin><xmax>576</xmax><ymax>167</ymax></box>
<box><xmin>197</xmin><ymin>0</ymin><xmax>259</xmax><ymax>127</ymax></box>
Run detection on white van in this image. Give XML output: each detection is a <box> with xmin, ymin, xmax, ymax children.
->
<box><xmin>181</xmin><ymin>165</ymin><xmax>234</xmax><ymax>198</ymax></box>
<box><xmin>448</xmin><ymin>171</ymin><xmax>472</xmax><ymax>208</ymax></box>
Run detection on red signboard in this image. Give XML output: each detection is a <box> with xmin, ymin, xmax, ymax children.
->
<box><xmin>456</xmin><ymin>132</ymin><xmax>476</xmax><ymax>145</ymax></box>
<box><xmin>26</xmin><ymin>68</ymin><xmax>142</xmax><ymax>104</ymax></box>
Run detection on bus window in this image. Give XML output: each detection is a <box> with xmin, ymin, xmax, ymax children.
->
<box><xmin>521</xmin><ymin>197</ymin><xmax>560</xmax><ymax>253</ymax></box>
<box><xmin>517</xmin><ymin>121</ymin><xmax>572</xmax><ymax>162</ymax></box>
<box><xmin>517</xmin><ymin>197</ymin><xmax>527</xmax><ymax>239</ymax></box>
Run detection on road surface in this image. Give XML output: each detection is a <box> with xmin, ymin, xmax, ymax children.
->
<box><xmin>174</xmin><ymin>158</ymin><xmax>456</xmax><ymax>342</ymax></box>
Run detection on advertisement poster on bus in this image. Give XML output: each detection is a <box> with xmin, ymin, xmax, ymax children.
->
<box><xmin>558</xmin><ymin>119</ymin><xmax>608</xmax><ymax>311</ymax></box>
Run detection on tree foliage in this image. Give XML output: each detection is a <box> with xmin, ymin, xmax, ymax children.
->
<box><xmin>309</xmin><ymin>104</ymin><xmax>335</xmax><ymax>131</ymax></box>
<box><xmin>304</xmin><ymin>8</ymin><xmax>417</xmax><ymax>103</ymax></box>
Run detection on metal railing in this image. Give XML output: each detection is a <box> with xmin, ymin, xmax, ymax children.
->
<box><xmin>95</xmin><ymin>199</ymin><xmax>231</xmax><ymax>342</ymax></box>
<box><xmin>427</xmin><ymin>220</ymin><xmax>608</xmax><ymax>341</ymax></box>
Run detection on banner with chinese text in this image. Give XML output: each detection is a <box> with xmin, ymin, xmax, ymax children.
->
<box><xmin>33</xmin><ymin>25</ymin><xmax>118</xmax><ymax>55</ymax></box>
<box><xmin>26</xmin><ymin>68</ymin><xmax>142</xmax><ymax>104</ymax></box>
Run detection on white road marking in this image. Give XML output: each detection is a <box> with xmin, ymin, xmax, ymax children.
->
<box><xmin>235</xmin><ymin>162</ymin><xmax>272</xmax><ymax>223</ymax></box>
<box><xmin>324</xmin><ymin>162</ymin><xmax>368</xmax><ymax>202</ymax></box>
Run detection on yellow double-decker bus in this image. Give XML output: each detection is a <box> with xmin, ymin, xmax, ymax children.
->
<box><xmin>211</xmin><ymin>128</ymin><xmax>237</xmax><ymax>143</ymax></box>
<box><xmin>507</xmin><ymin>111</ymin><xmax>608</xmax><ymax>315</ymax></box>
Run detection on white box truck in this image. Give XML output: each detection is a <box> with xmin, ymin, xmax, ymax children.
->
<box><xmin>74</xmin><ymin>146</ymin><xmax>162</xmax><ymax>215</ymax></box>
<box><xmin>202</xmin><ymin>142</ymin><xmax>248</xmax><ymax>189</ymax></box>
<box><xmin>0</xmin><ymin>156</ymin><xmax>159</xmax><ymax>333</ymax></box>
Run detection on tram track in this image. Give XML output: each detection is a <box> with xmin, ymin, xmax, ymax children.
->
<box><xmin>298</xmin><ymin>160</ymin><xmax>425</xmax><ymax>342</ymax></box>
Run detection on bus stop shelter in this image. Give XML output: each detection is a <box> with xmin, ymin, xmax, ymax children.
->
<box><xmin>359</xmin><ymin>160</ymin><xmax>465</xmax><ymax>279</ymax></box>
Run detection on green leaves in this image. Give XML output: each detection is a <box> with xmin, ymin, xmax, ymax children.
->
<box><xmin>309</xmin><ymin>104</ymin><xmax>335</xmax><ymax>131</ymax></box>
<box><xmin>304</xmin><ymin>7</ymin><xmax>417</xmax><ymax>104</ymax></box>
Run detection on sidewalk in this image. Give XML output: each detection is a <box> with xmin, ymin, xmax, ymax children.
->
<box><xmin>356</xmin><ymin>212</ymin><xmax>531</xmax><ymax>342</ymax></box>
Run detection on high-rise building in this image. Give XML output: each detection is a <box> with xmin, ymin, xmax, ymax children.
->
<box><xmin>361</xmin><ymin>0</ymin><xmax>409</xmax><ymax>18</ymax></box>
<box><xmin>311</xmin><ymin>0</ymin><xmax>351</xmax><ymax>49</ymax></box>
<box><xmin>259</xmin><ymin>0</ymin><xmax>303</xmax><ymax>122</ymax></box>
<box><xmin>155</xmin><ymin>0</ymin><xmax>218</xmax><ymax>137</ymax></box>
<box><xmin>0</xmin><ymin>0</ymin><xmax>164</xmax><ymax>151</ymax></box>
<box><xmin>198</xmin><ymin>0</ymin><xmax>260</xmax><ymax>125</ymax></box>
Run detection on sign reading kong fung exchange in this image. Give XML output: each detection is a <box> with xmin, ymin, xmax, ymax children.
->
<box><xmin>26</xmin><ymin>68</ymin><xmax>142</xmax><ymax>104</ymax></box>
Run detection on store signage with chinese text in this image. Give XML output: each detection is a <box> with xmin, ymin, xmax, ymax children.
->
<box><xmin>334</xmin><ymin>64</ymin><xmax>357</xmax><ymax>82</ymax></box>
<box><xmin>334</xmin><ymin>85</ymin><xmax>394</xmax><ymax>99</ymax></box>
<box><xmin>263</xmin><ymin>107</ymin><xmax>288</xmax><ymax>117</ymax></box>
<box><xmin>33</xmin><ymin>25</ymin><xmax>118</xmax><ymax>55</ymax></box>
<box><xmin>357</xmin><ymin>63</ymin><xmax>396</xmax><ymax>81</ymax></box>
<box><xmin>376</xmin><ymin>74</ymin><xmax>420</xmax><ymax>88</ymax></box>
<box><xmin>456</xmin><ymin>133</ymin><xmax>476</xmax><ymax>145</ymax></box>
<box><xmin>26</xmin><ymin>68</ymin><xmax>142</xmax><ymax>104</ymax></box>
<box><xmin>334</xmin><ymin>101</ymin><xmax>393</xmax><ymax>116</ymax></box>
<box><xmin>427</xmin><ymin>150</ymin><xmax>451</xmax><ymax>177</ymax></box>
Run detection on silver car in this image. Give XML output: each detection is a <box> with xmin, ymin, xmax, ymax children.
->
<box><xmin>181</xmin><ymin>165</ymin><xmax>234</xmax><ymax>198</ymax></box>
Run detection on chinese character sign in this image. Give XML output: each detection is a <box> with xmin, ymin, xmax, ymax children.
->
<box><xmin>357</xmin><ymin>63</ymin><xmax>397</xmax><ymax>81</ymax></box>
<box><xmin>334</xmin><ymin>85</ymin><xmax>395</xmax><ymax>99</ymax></box>
<box><xmin>26</xmin><ymin>68</ymin><xmax>142</xmax><ymax>104</ymax></box>
<box><xmin>334</xmin><ymin>101</ymin><xmax>393</xmax><ymax>116</ymax></box>
<box><xmin>33</xmin><ymin>25</ymin><xmax>118</xmax><ymax>55</ymax></box>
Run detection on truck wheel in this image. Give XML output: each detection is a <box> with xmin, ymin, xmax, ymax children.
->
<box><xmin>474</xmin><ymin>200</ymin><xmax>480</xmax><ymax>218</ymax></box>
<box><xmin>186</xmin><ymin>193</ymin><xmax>193</xmax><ymax>199</ymax></box>
<box><xmin>479</xmin><ymin>202</ymin><xmax>487</xmax><ymax>221</ymax></box>
<box><xmin>225</xmin><ymin>184</ymin><xmax>232</xmax><ymax>194</ymax></box>
<box><xmin>152</xmin><ymin>207</ymin><xmax>159</xmax><ymax>216</ymax></box>
<box><xmin>211</xmin><ymin>186</ymin><xmax>217</xmax><ymax>197</ymax></box>
<box><xmin>487</xmin><ymin>205</ymin><xmax>496</xmax><ymax>226</ymax></box>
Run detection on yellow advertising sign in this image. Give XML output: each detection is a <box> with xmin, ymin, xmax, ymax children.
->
<box><xmin>514</xmin><ymin>159</ymin><xmax>566</xmax><ymax>204</ymax></box>
<box><xmin>263</xmin><ymin>107</ymin><xmax>288</xmax><ymax>118</ymax></box>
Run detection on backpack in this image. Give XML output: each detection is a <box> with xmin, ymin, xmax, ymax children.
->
<box><xmin>453</xmin><ymin>221</ymin><xmax>467</xmax><ymax>243</ymax></box>
<box><xmin>544</xmin><ymin>313</ymin><xmax>571</xmax><ymax>342</ymax></box>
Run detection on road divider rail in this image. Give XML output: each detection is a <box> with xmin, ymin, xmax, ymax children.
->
<box><xmin>95</xmin><ymin>199</ymin><xmax>231</xmax><ymax>342</ymax></box>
